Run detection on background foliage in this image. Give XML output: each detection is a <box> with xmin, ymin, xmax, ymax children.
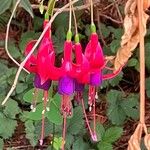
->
<box><xmin>0</xmin><ymin>0</ymin><xmax>150</xmax><ymax>149</ymax></box>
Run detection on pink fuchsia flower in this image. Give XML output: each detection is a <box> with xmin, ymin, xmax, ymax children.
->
<box><xmin>24</xmin><ymin>19</ymin><xmax>53</xmax><ymax>146</ymax></box>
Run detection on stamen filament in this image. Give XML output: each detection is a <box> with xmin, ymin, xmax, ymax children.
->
<box><xmin>40</xmin><ymin>90</ymin><xmax>49</xmax><ymax>145</ymax></box>
<box><xmin>62</xmin><ymin>113</ymin><xmax>67</xmax><ymax>150</ymax></box>
<box><xmin>31</xmin><ymin>88</ymin><xmax>38</xmax><ymax>112</ymax></box>
<box><xmin>81</xmin><ymin>98</ymin><xmax>94</xmax><ymax>140</ymax></box>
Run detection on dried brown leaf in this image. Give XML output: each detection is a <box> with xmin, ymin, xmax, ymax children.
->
<box><xmin>128</xmin><ymin>124</ymin><xmax>143</xmax><ymax>150</ymax></box>
<box><xmin>114</xmin><ymin>0</ymin><xmax>149</xmax><ymax>71</ymax></box>
<box><xmin>144</xmin><ymin>134</ymin><xmax>150</xmax><ymax>150</ymax></box>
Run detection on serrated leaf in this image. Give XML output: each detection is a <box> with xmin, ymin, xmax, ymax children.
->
<box><xmin>91</xmin><ymin>123</ymin><xmax>105</xmax><ymax>142</ymax></box>
<box><xmin>16</xmin><ymin>83</ymin><xmax>28</xmax><ymax>94</ymax></box>
<box><xmin>106</xmin><ymin>90</ymin><xmax>126</xmax><ymax>125</ymax></box>
<box><xmin>67</xmin><ymin>106</ymin><xmax>84</xmax><ymax>135</ymax></box>
<box><xmin>19</xmin><ymin>31</ymin><xmax>40</xmax><ymax>53</ymax></box>
<box><xmin>33</xmin><ymin>16</ymin><xmax>43</xmax><ymax>31</ymax></box>
<box><xmin>25</xmin><ymin>103</ymin><xmax>43</xmax><ymax>120</ymax></box>
<box><xmin>20</xmin><ymin>0</ymin><xmax>34</xmax><ymax>18</ymax></box>
<box><xmin>46</xmin><ymin>94</ymin><xmax>63</xmax><ymax>125</ymax></box>
<box><xmin>8</xmin><ymin>42</ymin><xmax>21</xmax><ymax>59</ymax></box>
<box><xmin>99</xmin><ymin>23</ymin><xmax>110</xmax><ymax>38</ymax></box>
<box><xmin>0</xmin><ymin>113</ymin><xmax>17</xmax><ymax>139</ymax></box>
<box><xmin>127</xmin><ymin>58</ymin><xmax>138</xmax><ymax>67</ymax></box>
<box><xmin>110</xmin><ymin>40</ymin><xmax>120</xmax><ymax>54</ymax></box>
<box><xmin>107</xmin><ymin>106</ymin><xmax>126</xmax><ymax>125</ymax></box>
<box><xmin>102</xmin><ymin>127</ymin><xmax>123</xmax><ymax>143</ymax></box>
<box><xmin>25</xmin><ymin>120</ymin><xmax>38</xmax><ymax>146</ymax></box>
<box><xmin>3</xmin><ymin>99</ymin><xmax>20</xmax><ymax>119</ymax></box>
<box><xmin>53</xmin><ymin>137</ymin><xmax>63</xmax><ymax>150</ymax></box>
<box><xmin>0</xmin><ymin>0</ymin><xmax>12</xmax><ymax>14</ymax></box>
<box><xmin>121</xmin><ymin>96</ymin><xmax>139</xmax><ymax>120</ymax></box>
<box><xmin>0</xmin><ymin>138</ymin><xmax>4</xmax><ymax>149</ymax></box>
<box><xmin>65</xmin><ymin>134</ymin><xmax>74</xmax><ymax>150</ymax></box>
<box><xmin>23</xmin><ymin>88</ymin><xmax>43</xmax><ymax>103</ymax></box>
<box><xmin>97</xmin><ymin>141</ymin><xmax>113</xmax><ymax>150</ymax></box>
<box><xmin>72</xmin><ymin>137</ymin><xmax>90</xmax><ymax>150</ymax></box>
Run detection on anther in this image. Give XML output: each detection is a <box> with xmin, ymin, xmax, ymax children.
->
<box><xmin>46</xmin><ymin>107</ymin><xmax>50</xmax><ymax>111</ymax></box>
<box><xmin>95</xmin><ymin>92</ymin><xmax>98</xmax><ymax>99</ymax></box>
<box><xmin>42</xmin><ymin>110</ymin><xmax>45</xmax><ymax>114</ymax></box>
<box><xmin>32</xmin><ymin>107</ymin><xmax>36</xmax><ymax>112</ymax></box>
<box><xmin>89</xmin><ymin>106</ymin><xmax>92</xmax><ymax>112</ymax></box>
<box><xmin>30</xmin><ymin>104</ymin><xmax>33</xmax><ymax>110</ymax></box>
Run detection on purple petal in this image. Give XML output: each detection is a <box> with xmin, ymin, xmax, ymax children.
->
<box><xmin>34</xmin><ymin>74</ymin><xmax>51</xmax><ymax>90</ymax></box>
<box><xmin>58</xmin><ymin>76</ymin><xmax>74</xmax><ymax>95</ymax></box>
<box><xmin>90</xmin><ymin>72</ymin><xmax>102</xmax><ymax>86</ymax></box>
<box><xmin>75</xmin><ymin>80</ymin><xmax>84</xmax><ymax>92</ymax></box>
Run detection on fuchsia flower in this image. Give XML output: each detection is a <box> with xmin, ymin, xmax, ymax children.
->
<box><xmin>24</xmin><ymin>20</ymin><xmax>53</xmax><ymax>145</ymax></box>
<box><xmin>24</xmin><ymin>20</ymin><xmax>122</xmax><ymax>148</ymax></box>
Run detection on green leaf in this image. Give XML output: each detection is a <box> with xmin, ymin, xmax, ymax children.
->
<box><xmin>33</xmin><ymin>16</ymin><xmax>43</xmax><ymax>31</ymax></box>
<box><xmin>0</xmin><ymin>138</ymin><xmax>4</xmax><ymax>149</ymax></box>
<box><xmin>72</xmin><ymin>137</ymin><xmax>90</xmax><ymax>150</ymax></box>
<box><xmin>0</xmin><ymin>113</ymin><xmax>17</xmax><ymax>139</ymax></box>
<box><xmin>20</xmin><ymin>0</ymin><xmax>34</xmax><ymax>18</ymax></box>
<box><xmin>102</xmin><ymin>72</ymin><xmax>123</xmax><ymax>88</ymax></box>
<box><xmin>0</xmin><ymin>0</ymin><xmax>12</xmax><ymax>14</ymax></box>
<box><xmin>107</xmin><ymin>90</ymin><xmax>139</xmax><ymax>125</ymax></box>
<box><xmin>25</xmin><ymin>103</ymin><xmax>43</xmax><ymax>120</ymax></box>
<box><xmin>102</xmin><ymin>127</ymin><xmax>123</xmax><ymax>143</ymax></box>
<box><xmin>110</xmin><ymin>40</ymin><xmax>120</xmax><ymax>54</ymax></box>
<box><xmin>3</xmin><ymin>99</ymin><xmax>20</xmax><ymax>119</ymax></box>
<box><xmin>106</xmin><ymin>90</ymin><xmax>126</xmax><ymax>125</ymax></box>
<box><xmin>65</xmin><ymin>134</ymin><xmax>74</xmax><ymax>150</ymax></box>
<box><xmin>121</xmin><ymin>95</ymin><xmax>139</xmax><ymax>120</ymax></box>
<box><xmin>25</xmin><ymin>120</ymin><xmax>38</xmax><ymax>146</ymax></box>
<box><xmin>19</xmin><ymin>31</ymin><xmax>39</xmax><ymax>53</ymax></box>
<box><xmin>91</xmin><ymin>123</ymin><xmax>105</xmax><ymax>142</ymax></box>
<box><xmin>97</xmin><ymin>141</ymin><xmax>113</xmax><ymax>150</ymax></box>
<box><xmin>23</xmin><ymin>88</ymin><xmax>43</xmax><ymax>103</ymax></box>
<box><xmin>53</xmin><ymin>137</ymin><xmax>63</xmax><ymax>150</ymax></box>
<box><xmin>99</xmin><ymin>23</ymin><xmax>110</xmax><ymax>38</ymax></box>
<box><xmin>46</xmin><ymin>94</ymin><xmax>63</xmax><ymax>125</ymax></box>
<box><xmin>146</xmin><ymin>77</ymin><xmax>150</xmax><ymax>98</ymax></box>
<box><xmin>16</xmin><ymin>83</ymin><xmax>28</xmax><ymax>94</ymax></box>
<box><xmin>8</xmin><ymin>42</ymin><xmax>21</xmax><ymax>59</ymax></box>
<box><xmin>67</xmin><ymin>106</ymin><xmax>84</xmax><ymax>135</ymax></box>
<box><xmin>25</xmin><ymin>94</ymin><xmax>63</xmax><ymax>124</ymax></box>
<box><xmin>127</xmin><ymin>58</ymin><xmax>138</xmax><ymax>67</ymax></box>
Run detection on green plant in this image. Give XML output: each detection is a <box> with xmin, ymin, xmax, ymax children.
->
<box><xmin>107</xmin><ymin>90</ymin><xmax>139</xmax><ymax>125</ymax></box>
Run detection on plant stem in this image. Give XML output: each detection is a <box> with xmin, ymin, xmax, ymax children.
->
<box><xmin>72</xmin><ymin>4</ymin><xmax>78</xmax><ymax>35</ymax></box>
<box><xmin>5</xmin><ymin>0</ymin><xmax>29</xmax><ymax>73</ymax></box>
<box><xmin>138</xmin><ymin>0</ymin><xmax>145</xmax><ymax>124</ymax></box>
<box><xmin>1</xmin><ymin>0</ymin><xmax>79</xmax><ymax>106</ymax></box>
<box><xmin>90</xmin><ymin>0</ymin><xmax>94</xmax><ymax>25</ymax></box>
<box><xmin>68</xmin><ymin>0</ymin><xmax>72</xmax><ymax>32</ymax></box>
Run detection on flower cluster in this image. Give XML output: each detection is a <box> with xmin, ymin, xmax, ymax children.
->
<box><xmin>24</xmin><ymin>20</ymin><xmax>121</xmax><ymax>149</ymax></box>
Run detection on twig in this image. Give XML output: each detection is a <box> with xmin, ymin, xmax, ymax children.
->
<box><xmin>99</xmin><ymin>13</ymin><xmax>122</xmax><ymax>24</ymax></box>
<box><xmin>112</xmin><ymin>0</ymin><xmax>123</xmax><ymax>23</ymax></box>
<box><xmin>5</xmin><ymin>0</ymin><xmax>29</xmax><ymax>73</ymax></box>
<box><xmin>1</xmin><ymin>0</ymin><xmax>79</xmax><ymax>106</ymax></box>
<box><xmin>96</xmin><ymin>9</ymin><xmax>107</xmax><ymax>47</ymax></box>
<box><xmin>31</xmin><ymin>1</ymin><xmax>98</xmax><ymax>12</ymax></box>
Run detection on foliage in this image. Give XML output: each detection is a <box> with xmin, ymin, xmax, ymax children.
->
<box><xmin>97</xmin><ymin>126</ymin><xmax>123</xmax><ymax>150</ymax></box>
<box><xmin>0</xmin><ymin>0</ymin><xmax>150</xmax><ymax>149</ymax></box>
<box><xmin>107</xmin><ymin>90</ymin><xmax>139</xmax><ymax>125</ymax></box>
<box><xmin>0</xmin><ymin>0</ymin><xmax>33</xmax><ymax>17</ymax></box>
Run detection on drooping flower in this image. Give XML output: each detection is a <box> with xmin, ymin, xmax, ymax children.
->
<box><xmin>24</xmin><ymin>19</ymin><xmax>54</xmax><ymax>146</ymax></box>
